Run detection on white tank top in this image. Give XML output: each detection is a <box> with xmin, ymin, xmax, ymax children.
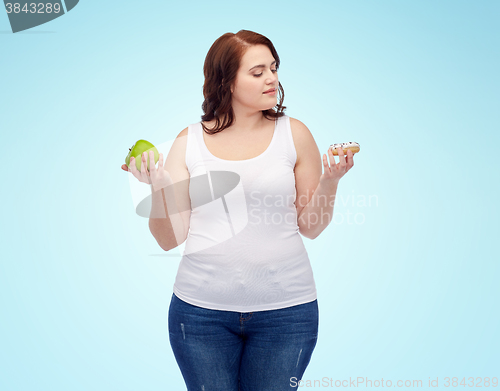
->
<box><xmin>172</xmin><ymin>115</ymin><xmax>317</xmax><ymax>312</ymax></box>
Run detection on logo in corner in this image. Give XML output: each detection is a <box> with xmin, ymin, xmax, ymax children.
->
<box><xmin>4</xmin><ymin>1</ymin><xmax>79</xmax><ymax>33</ymax></box>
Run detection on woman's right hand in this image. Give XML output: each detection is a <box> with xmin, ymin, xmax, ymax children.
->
<box><xmin>121</xmin><ymin>150</ymin><xmax>173</xmax><ymax>191</ymax></box>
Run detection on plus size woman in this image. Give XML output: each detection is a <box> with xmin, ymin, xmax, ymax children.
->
<box><xmin>122</xmin><ymin>30</ymin><xmax>354</xmax><ymax>391</ymax></box>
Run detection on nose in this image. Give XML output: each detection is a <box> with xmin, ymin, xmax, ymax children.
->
<box><xmin>266</xmin><ymin>69</ymin><xmax>278</xmax><ymax>84</ymax></box>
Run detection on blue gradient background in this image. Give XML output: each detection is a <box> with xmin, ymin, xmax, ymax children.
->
<box><xmin>1</xmin><ymin>1</ymin><xmax>498</xmax><ymax>390</ymax></box>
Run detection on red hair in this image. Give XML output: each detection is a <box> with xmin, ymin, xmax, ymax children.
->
<box><xmin>201</xmin><ymin>30</ymin><xmax>286</xmax><ymax>134</ymax></box>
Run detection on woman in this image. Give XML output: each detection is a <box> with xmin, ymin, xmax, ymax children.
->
<box><xmin>122</xmin><ymin>30</ymin><xmax>354</xmax><ymax>390</ymax></box>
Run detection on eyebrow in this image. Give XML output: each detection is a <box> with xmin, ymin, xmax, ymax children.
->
<box><xmin>249</xmin><ymin>61</ymin><xmax>277</xmax><ymax>72</ymax></box>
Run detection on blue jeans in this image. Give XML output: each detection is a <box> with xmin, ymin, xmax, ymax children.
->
<box><xmin>168</xmin><ymin>293</ymin><xmax>319</xmax><ymax>391</ymax></box>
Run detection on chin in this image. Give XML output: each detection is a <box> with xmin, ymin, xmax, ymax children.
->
<box><xmin>261</xmin><ymin>101</ymin><xmax>278</xmax><ymax>111</ymax></box>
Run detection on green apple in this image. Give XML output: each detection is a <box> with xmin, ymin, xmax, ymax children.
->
<box><xmin>125</xmin><ymin>139</ymin><xmax>159</xmax><ymax>172</ymax></box>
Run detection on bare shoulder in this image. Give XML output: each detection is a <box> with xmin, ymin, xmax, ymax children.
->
<box><xmin>165</xmin><ymin>127</ymin><xmax>189</xmax><ymax>170</ymax></box>
<box><xmin>288</xmin><ymin>117</ymin><xmax>320</xmax><ymax>165</ymax></box>
<box><xmin>178</xmin><ymin>127</ymin><xmax>189</xmax><ymax>137</ymax></box>
<box><xmin>175</xmin><ymin>126</ymin><xmax>189</xmax><ymax>142</ymax></box>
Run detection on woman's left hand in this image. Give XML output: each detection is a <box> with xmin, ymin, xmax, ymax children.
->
<box><xmin>319</xmin><ymin>147</ymin><xmax>354</xmax><ymax>188</ymax></box>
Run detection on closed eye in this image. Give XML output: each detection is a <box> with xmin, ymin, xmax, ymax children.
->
<box><xmin>254</xmin><ymin>69</ymin><xmax>278</xmax><ymax>77</ymax></box>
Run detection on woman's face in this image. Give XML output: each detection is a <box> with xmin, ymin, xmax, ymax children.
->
<box><xmin>231</xmin><ymin>44</ymin><xmax>278</xmax><ymax>113</ymax></box>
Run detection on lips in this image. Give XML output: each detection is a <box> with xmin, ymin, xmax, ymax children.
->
<box><xmin>263</xmin><ymin>88</ymin><xmax>276</xmax><ymax>94</ymax></box>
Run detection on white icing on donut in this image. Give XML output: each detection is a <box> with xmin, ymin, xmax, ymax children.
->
<box><xmin>330</xmin><ymin>141</ymin><xmax>360</xmax><ymax>149</ymax></box>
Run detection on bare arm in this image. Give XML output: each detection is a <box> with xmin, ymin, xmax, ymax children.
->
<box><xmin>149</xmin><ymin>184</ymin><xmax>187</xmax><ymax>251</ymax></box>
<box><xmin>290</xmin><ymin>118</ymin><xmax>354</xmax><ymax>239</ymax></box>
<box><xmin>123</xmin><ymin>128</ymin><xmax>191</xmax><ymax>251</ymax></box>
<box><xmin>148</xmin><ymin>128</ymin><xmax>191</xmax><ymax>250</ymax></box>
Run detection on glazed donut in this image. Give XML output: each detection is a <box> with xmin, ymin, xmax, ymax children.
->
<box><xmin>330</xmin><ymin>141</ymin><xmax>360</xmax><ymax>155</ymax></box>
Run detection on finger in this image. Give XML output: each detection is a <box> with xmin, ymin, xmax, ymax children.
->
<box><xmin>337</xmin><ymin>147</ymin><xmax>347</xmax><ymax>170</ymax></box>
<box><xmin>344</xmin><ymin>149</ymin><xmax>350</xmax><ymax>166</ymax></box>
<box><xmin>347</xmin><ymin>149</ymin><xmax>354</xmax><ymax>168</ymax></box>
<box><xmin>158</xmin><ymin>152</ymin><xmax>164</xmax><ymax>169</ymax></box>
<box><xmin>323</xmin><ymin>153</ymin><xmax>330</xmax><ymax>171</ymax></box>
<box><xmin>129</xmin><ymin>157</ymin><xmax>137</xmax><ymax>173</ymax></box>
<box><xmin>141</xmin><ymin>152</ymin><xmax>147</xmax><ymax>172</ymax></box>
<box><xmin>148</xmin><ymin>150</ymin><xmax>156</xmax><ymax>172</ymax></box>
<box><xmin>140</xmin><ymin>152</ymin><xmax>150</xmax><ymax>179</ymax></box>
<box><xmin>128</xmin><ymin>157</ymin><xmax>142</xmax><ymax>181</ymax></box>
<box><xmin>328</xmin><ymin>148</ymin><xmax>337</xmax><ymax>168</ymax></box>
<box><xmin>158</xmin><ymin>153</ymin><xmax>166</xmax><ymax>174</ymax></box>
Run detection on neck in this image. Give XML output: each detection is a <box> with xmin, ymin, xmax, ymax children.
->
<box><xmin>226</xmin><ymin>105</ymin><xmax>268</xmax><ymax>135</ymax></box>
